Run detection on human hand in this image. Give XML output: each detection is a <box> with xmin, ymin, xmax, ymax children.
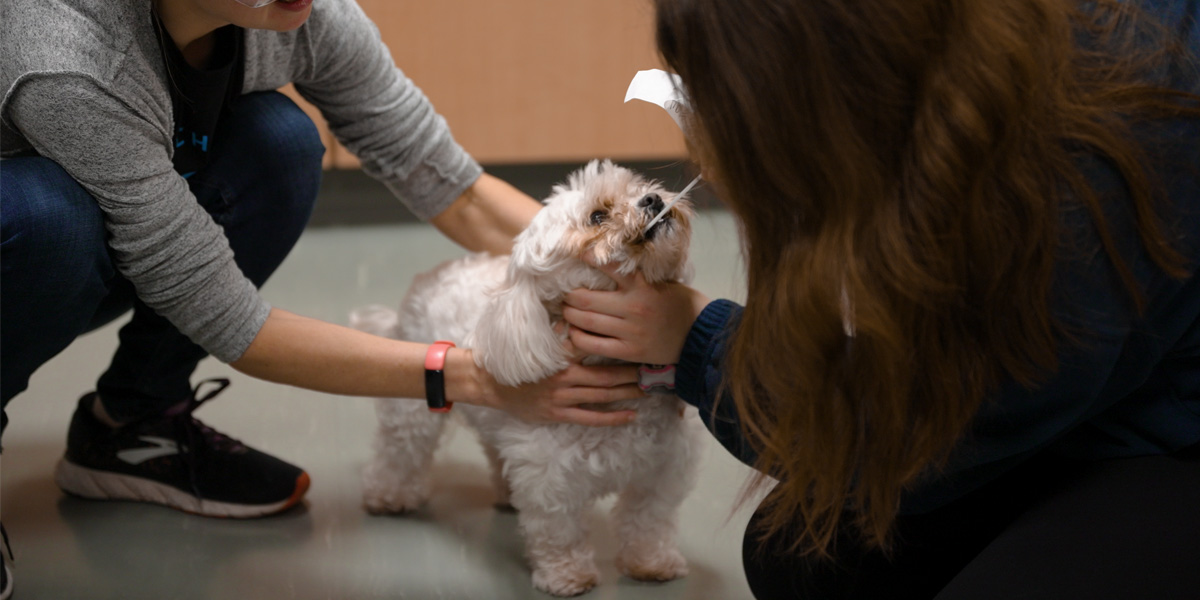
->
<box><xmin>561</xmin><ymin>261</ymin><xmax>710</xmax><ymax>365</ymax></box>
<box><xmin>451</xmin><ymin>345</ymin><xmax>643</xmax><ymax>427</ymax></box>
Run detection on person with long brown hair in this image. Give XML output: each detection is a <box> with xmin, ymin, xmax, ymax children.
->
<box><xmin>563</xmin><ymin>0</ymin><xmax>1200</xmax><ymax>597</ymax></box>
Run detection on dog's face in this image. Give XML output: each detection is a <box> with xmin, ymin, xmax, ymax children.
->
<box><xmin>516</xmin><ymin>160</ymin><xmax>693</xmax><ymax>285</ymax></box>
<box><xmin>475</xmin><ymin>161</ymin><xmax>694</xmax><ymax>385</ymax></box>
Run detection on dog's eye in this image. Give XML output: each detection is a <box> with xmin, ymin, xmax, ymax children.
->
<box><xmin>589</xmin><ymin>210</ymin><xmax>608</xmax><ymax>226</ymax></box>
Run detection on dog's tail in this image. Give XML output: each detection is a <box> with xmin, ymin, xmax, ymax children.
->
<box><xmin>349</xmin><ymin>304</ymin><xmax>400</xmax><ymax>339</ymax></box>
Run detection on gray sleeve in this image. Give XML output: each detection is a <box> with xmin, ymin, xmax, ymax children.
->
<box><xmin>287</xmin><ymin>0</ymin><xmax>482</xmax><ymax>221</ymax></box>
<box><xmin>7</xmin><ymin>73</ymin><xmax>271</xmax><ymax>363</ymax></box>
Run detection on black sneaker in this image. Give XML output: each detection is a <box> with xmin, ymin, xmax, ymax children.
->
<box><xmin>54</xmin><ymin>378</ymin><xmax>310</xmax><ymax>518</ymax></box>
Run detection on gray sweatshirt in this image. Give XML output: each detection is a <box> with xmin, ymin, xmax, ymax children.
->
<box><xmin>1</xmin><ymin>0</ymin><xmax>482</xmax><ymax>362</ymax></box>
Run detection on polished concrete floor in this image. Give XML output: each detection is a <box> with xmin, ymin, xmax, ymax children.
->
<box><xmin>0</xmin><ymin>207</ymin><xmax>763</xmax><ymax>599</ymax></box>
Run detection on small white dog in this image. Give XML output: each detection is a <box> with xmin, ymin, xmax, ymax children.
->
<box><xmin>353</xmin><ymin>160</ymin><xmax>703</xmax><ymax>597</ymax></box>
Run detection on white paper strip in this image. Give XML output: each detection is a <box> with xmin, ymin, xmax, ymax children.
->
<box><xmin>624</xmin><ymin>69</ymin><xmax>691</xmax><ymax>131</ymax></box>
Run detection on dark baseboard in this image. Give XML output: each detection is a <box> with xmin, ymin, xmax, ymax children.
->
<box><xmin>308</xmin><ymin>159</ymin><xmax>722</xmax><ymax>227</ymax></box>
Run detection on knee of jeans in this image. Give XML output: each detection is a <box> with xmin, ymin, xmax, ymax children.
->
<box><xmin>233</xmin><ymin>92</ymin><xmax>324</xmax><ymax>213</ymax></box>
<box><xmin>235</xmin><ymin>92</ymin><xmax>326</xmax><ymax>173</ymax></box>
<box><xmin>1</xmin><ymin>158</ymin><xmax>111</xmax><ymax>279</ymax></box>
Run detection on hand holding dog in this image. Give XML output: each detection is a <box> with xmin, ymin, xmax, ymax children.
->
<box><xmin>453</xmin><ymin>344</ymin><xmax>643</xmax><ymax>427</ymax></box>
<box><xmin>562</xmin><ymin>261</ymin><xmax>711</xmax><ymax>366</ymax></box>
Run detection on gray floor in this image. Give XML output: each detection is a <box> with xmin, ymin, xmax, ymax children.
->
<box><xmin>1</xmin><ymin>210</ymin><xmax>763</xmax><ymax>599</ymax></box>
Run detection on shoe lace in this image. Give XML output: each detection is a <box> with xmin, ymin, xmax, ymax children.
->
<box><xmin>166</xmin><ymin>378</ymin><xmax>247</xmax><ymax>496</ymax></box>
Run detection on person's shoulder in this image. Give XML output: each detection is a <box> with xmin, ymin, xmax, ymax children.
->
<box><xmin>3</xmin><ymin>0</ymin><xmax>169</xmax><ymax>158</ymax></box>
<box><xmin>3</xmin><ymin>0</ymin><xmax>150</xmax><ymax>84</ymax></box>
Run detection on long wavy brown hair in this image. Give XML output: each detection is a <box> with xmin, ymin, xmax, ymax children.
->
<box><xmin>655</xmin><ymin>0</ymin><xmax>1198</xmax><ymax>556</ymax></box>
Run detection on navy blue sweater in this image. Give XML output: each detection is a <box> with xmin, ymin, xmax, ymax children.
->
<box><xmin>674</xmin><ymin>0</ymin><xmax>1200</xmax><ymax>514</ymax></box>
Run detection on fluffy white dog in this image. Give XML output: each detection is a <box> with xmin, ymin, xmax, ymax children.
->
<box><xmin>352</xmin><ymin>160</ymin><xmax>703</xmax><ymax>597</ymax></box>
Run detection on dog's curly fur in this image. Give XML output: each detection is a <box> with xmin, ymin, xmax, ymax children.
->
<box><xmin>352</xmin><ymin>160</ymin><xmax>703</xmax><ymax>597</ymax></box>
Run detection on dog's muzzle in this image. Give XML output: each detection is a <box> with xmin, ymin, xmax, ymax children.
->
<box><xmin>640</xmin><ymin>193</ymin><xmax>670</xmax><ymax>241</ymax></box>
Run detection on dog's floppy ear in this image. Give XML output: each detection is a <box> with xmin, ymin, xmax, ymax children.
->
<box><xmin>467</xmin><ymin>272</ymin><xmax>569</xmax><ymax>386</ymax></box>
<box><xmin>509</xmin><ymin>189</ymin><xmax>581</xmax><ymax>275</ymax></box>
<box><xmin>467</xmin><ymin>182</ymin><xmax>581</xmax><ymax>385</ymax></box>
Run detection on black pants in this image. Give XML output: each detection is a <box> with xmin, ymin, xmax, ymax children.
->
<box><xmin>743</xmin><ymin>443</ymin><xmax>1200</xmax><ymax>600</ymax></box>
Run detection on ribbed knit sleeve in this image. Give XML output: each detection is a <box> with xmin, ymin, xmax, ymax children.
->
<box><xmin>675</xmin><ymin>299</ymin><xmax>759</xmax><ymax>467</ymax></box>
<box><xmin>242</xmin><ymin>0</ymin><xmax>483</xmax><ymax>222</ymax></box>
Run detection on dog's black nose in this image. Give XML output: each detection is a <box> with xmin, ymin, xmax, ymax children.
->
<box><xmin>638</xmin><ymin>193</ymin><xmax>664</xmax><ymax>214</ymax></box>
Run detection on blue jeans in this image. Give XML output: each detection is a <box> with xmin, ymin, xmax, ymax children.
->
<box><xmin>1</xmin><ymin>91</ymin><xmax>323</xmax><ymax>435</ymax></box>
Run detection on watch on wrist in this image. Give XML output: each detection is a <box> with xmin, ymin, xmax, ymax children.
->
<box><xmin>424</xmin><ymin>340</ymin><xmax>456</xmax><ymax>413</ymax></box>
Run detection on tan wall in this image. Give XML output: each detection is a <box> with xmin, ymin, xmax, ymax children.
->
<box><xmin>284</xmin><ymin>0</ymin><xmax>687</xmax><ymax>169</ymax></box>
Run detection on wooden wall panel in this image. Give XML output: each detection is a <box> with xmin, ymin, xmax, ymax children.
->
<box><xmin>284</xmin><ymin>0</ymin><xmax>687</xmax><ymax>168</ymax></box>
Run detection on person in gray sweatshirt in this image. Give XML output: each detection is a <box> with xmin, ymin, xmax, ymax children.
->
<box><xmin>0</xmin><ymin>0</ymin><xmax>643</xmax><ymax>565</ymax></box>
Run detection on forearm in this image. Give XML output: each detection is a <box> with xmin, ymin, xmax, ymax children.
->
<box><xmin>231</xmin><ymin>308</ymin><xmax>485</xmax><ymax>403</ymax></box>
<box><xmin>230</xmin><ymin>308</ymin><xmax>641</xmax><ymax>426</ymax></box>
<box><xmin>431</xmin><ymin>172</ymin><xmax>542</xmax><ymax>255</ymax></box>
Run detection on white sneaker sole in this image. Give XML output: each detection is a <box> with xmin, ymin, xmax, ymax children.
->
<box><xmin>53</xmin><ymin>459</ymin><xmax>308</xmax><ymax>519</ymax></box>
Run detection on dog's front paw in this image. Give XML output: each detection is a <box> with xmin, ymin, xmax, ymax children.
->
<box><xmin>532</xmin><ymin>563</ymin><xmax>600</xmax><ymax>597</ymax></box>
<box><xmin>362</xmin><ymin>484</ymin><xmax>429</xmax><ymax>515</ymax></box>
<box><xmin>361</xmin><ymin>466</ymin><xmax>430</xmax><ymax>515</ymax></box>
<box><xmin>616</xmin><ymin>546</ymin><xmax>688</xmax><ymax>583</ymax></box>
